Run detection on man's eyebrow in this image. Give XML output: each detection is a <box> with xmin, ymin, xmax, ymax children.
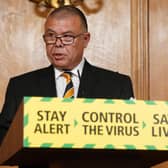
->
<box><xmin>45</xmin><ymin>29</ymin><xmax>75</xmax><ymax>35</ymax></box>
<box><xmin>45</xmin><ymin>29</ymin><xmax>56</xmax><ymax>33</ymax></box>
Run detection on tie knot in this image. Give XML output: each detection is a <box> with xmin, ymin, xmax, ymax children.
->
<box><xmin>62</xmin><ymin>71</ymin><xmax>74</xmax><ymax>98</ymax></box>
<box><xmin>62</xmin><ymin>71</ymin><xmax>72</xmax><ymax>83</ymax></box>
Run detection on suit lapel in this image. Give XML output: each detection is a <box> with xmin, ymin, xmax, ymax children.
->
<box><xmin>38</xmin><ymin>62</ymin><xmax>98</xmax><ymax>98</ymax></box>
<box><xmin>78</xmin><ymin>61</ymin><xmax>98</xmax><ymax>98</ymax></box>
<box><xmin>38</xmin><ymin>65</ymin><xmax>57</xmax><ymax>97</ymax></box>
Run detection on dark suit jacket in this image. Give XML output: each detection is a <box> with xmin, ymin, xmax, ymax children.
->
<box><xmin>0</xmin><ymin>60</ymin><xmax>134</xmax><ymax>144</ymax></box>
<box><xmin>0</xmin><ymin>60</ymin><xmax>140</xmax><ymax>167</ymax></box>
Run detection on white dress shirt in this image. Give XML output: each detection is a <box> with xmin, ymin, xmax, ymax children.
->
<box><xmin>54</xmin><ymin>58</ymin><xmax>85</xmax><ymax>98</ymax></box>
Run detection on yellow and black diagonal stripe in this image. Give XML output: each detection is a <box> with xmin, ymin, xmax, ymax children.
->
<box><xmin>62</xmin><ymin>72</ymin><xmax>74</xmax><ymax>98</ymax></box>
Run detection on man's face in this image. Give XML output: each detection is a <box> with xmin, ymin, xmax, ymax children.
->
<box><xmin>44</xmin><ymin>15</ymin><xmax>90</xmax><ymax>70</ymax></box>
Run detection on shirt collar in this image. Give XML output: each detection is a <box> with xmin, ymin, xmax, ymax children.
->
<box><xmin>54</xmin><ymin>58</ymin><xmax>85</xmax><ymax>79</ymax></box>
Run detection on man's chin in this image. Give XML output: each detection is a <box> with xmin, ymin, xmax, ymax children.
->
<box><xmin>52</xmin><ymin>63</ymin><xmax>70</xmax><ymax>70</ymax></box>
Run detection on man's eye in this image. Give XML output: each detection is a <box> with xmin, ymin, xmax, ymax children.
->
<box><xmin>46</xmin><ymin>33</ymin><xmax>55</xmax><ymax>37</ymax></box>
<box><xmin>62</xmin><ymin>35</ymin><xmax>74</xmax><ymax>41</ymax></box>
<box><xmin>63</xmin><ymin>35</ymin><xmax>74</xmax><ymax>38</ymax></box>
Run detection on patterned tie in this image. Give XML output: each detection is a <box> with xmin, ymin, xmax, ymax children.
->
<box><xmin>62</xmin><ymin>71</ymin><xmax>74</xmax><ymax>98</ymax></box>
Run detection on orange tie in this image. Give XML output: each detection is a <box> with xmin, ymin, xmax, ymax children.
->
<box><xmin>62</xmin><ymin>72</ymin><xmax>74</xmax><ymax>98</ymax></box>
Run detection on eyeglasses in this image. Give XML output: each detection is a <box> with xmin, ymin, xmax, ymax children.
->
<box><xmin>43</xmin><ymin>32</ymin><xmax>84</xmax><ymax>45</ymax></box>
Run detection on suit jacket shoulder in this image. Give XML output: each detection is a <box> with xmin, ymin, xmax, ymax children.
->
<box><xmin>0</xmin><ymin>65</ymin><xmax>57</xmax><ymax>144</ymax></box>
<box><xmin>9</xmin><ymin>65</ymin><xmax>56</xmax><ymax>97</ymax></box>
<box><xmin>78</xmin><ymin>61</ymin><xmax>134</xmax><ymax>99</ymax></box>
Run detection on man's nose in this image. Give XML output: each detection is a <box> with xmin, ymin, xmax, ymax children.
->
<box><xmin>54</xmin><ymin>37</ymin><xmax>64</xmax><ymax>47</ymax></box>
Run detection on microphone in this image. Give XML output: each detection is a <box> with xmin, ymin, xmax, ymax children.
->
<box><xmin>77</xmin><ymin>69</ymin><xmax>85</xmax><ymax>97</ymax></box>
<box><xmin>77</xmin><ymin>69</ymin><xmax>81</xmax><ymax>81</ymax></box>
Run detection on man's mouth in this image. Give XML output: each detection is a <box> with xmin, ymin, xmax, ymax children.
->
<box><xmin>52</xmin><ymin>53</ymin><xmax>65</xmax><ymax>59</ymax></box>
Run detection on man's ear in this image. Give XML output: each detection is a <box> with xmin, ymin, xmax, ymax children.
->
<box><xmin>83</xmin><ymin>32</ymin><xmax>91</xmax><ymax>48</ymax></box>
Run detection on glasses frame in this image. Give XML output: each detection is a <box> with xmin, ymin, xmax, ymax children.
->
<box><xmin>43</xmin><ymin>33</ymin><xmax>85</xmax><ymax>45</ymax></box>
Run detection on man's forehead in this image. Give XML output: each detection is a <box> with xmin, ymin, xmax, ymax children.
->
<box><xmin>47</xmin><ymin>11</ymin><xmax>81</xmax><ymax>21</ymax></box>
<box><xmin>45</xmin><ymin>15</ymin><xmax>82</xmax><ymax>31</ymax></box>
<box><xmin>46</xmin><ymin>14</ymin><xmax>81</xmax><ymax>25</ymax></box>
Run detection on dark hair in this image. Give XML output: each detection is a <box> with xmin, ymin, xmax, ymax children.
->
<box><xmin>48</xmin><ymin>5</ymin><xmax>88</xmax><ymax>31</ymax></box>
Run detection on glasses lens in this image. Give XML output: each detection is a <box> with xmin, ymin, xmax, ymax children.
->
<box><xmin>61</xmin><ymin>35</ymin><xmax>74</xmax><ymax>45</ymax></box>
<box><xmin>44</xmin><ymin>34</ymin><xmax>55</xmax><ymax>44</ymax></box>
<box><xmin>43</xmin><ymin>34</ymin><xmax>76</xmax><ymax>45</ymax></box>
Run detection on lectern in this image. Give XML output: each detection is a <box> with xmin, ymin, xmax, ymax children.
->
<box><xmin>0</xmin><ymin>97</ymin><xmax>168</xmax><ymax>168</ymax></box>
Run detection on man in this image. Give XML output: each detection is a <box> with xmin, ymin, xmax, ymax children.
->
<box><xmin>0</xmin><ymin>5</ymin><xmax>140</xmax><ymax>168</ymax></box>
